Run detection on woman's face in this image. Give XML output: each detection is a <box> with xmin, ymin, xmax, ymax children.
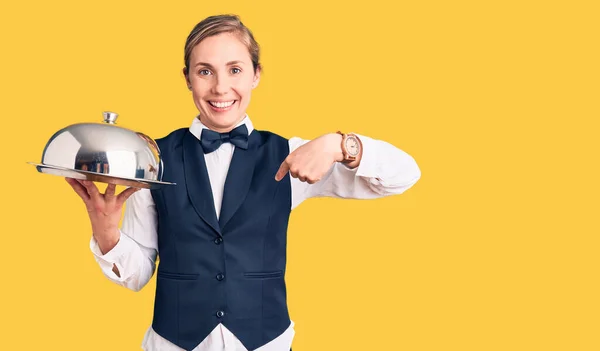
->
<box><xmin>185</xmin><ymin>32</ymin><xmax>260</xmax><ymax>133</ymax></box>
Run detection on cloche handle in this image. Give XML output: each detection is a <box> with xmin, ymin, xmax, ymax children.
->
<box><xmin>103</xmin><ymin>111</ymin><xmax>119</xmax><ymax>124</ymax></box>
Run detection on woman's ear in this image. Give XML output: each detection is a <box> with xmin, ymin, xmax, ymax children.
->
<box><xmin>252</xmin><ymin>67</ymin><xmax>261</xmax><ymax>89</ymax></box>
<box><xmin>183</xmin><ymin>67</ymin><xmax>192</xmax><ymax>90</ymax></box>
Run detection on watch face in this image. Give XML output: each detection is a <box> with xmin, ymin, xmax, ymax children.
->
<box><xmin>345</xmin><ymin>136</ymin><xmax>360</xmax><ymax>157</ymax></box>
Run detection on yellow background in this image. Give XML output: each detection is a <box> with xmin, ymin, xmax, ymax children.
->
<box><xmin>1</xmin><ymin>0</ymin><xmax>598</xmax><ymax>350</ymax></box>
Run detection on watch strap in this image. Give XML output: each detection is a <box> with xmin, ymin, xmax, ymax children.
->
<box><xmin>336</xmin><ymin>131</ymin><xmax>357</xmax><ymax>162</ymax></box>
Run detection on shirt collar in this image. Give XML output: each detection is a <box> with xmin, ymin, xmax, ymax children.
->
<box><xmin>188</xmin><ymin>114</ymin><xmax>254</xmax><ymax>141</ymax></box>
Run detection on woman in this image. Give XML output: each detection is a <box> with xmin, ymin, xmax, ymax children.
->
<box><xmin>66</xmin><ymin>14</ymin><xmax>421</xmax><ymax>351</ymax></box>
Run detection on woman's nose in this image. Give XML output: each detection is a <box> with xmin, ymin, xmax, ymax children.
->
<box><xmin>211</xmin><ymin>75</ymin><xmax>229</xmax><ymax>95</ymax></box>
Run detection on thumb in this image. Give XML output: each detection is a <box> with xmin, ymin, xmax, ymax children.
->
<box><xmin>275</xmin><ymin>160</ymin><xmax>290</xmax><ymax>181</ymax></box>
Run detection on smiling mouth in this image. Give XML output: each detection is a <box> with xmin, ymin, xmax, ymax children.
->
<box><xmin>208</xmin><ymin>100</ymin><xmax>236</xmax><ymax>110</ymax></box>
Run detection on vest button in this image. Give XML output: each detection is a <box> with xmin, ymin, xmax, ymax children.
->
<box><xmin>214</xmin><ymin>237</ymin><xmax>223</xmax><ymax>245</ymax></box>
<box><xmin>216</xmin><ymin>310</ymin><xmax>225</xmax><ymax>318</ymax></box>
<box><xmin>216</xmin><ymin>273</ymin><xmax>225</xmax><ymax>281</ymax></box>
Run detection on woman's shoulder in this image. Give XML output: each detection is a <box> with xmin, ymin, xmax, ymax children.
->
<box><xmin>153</xmin><ymin>127</ymin><xmax>189</xmax><ymax>147</ymax></box>
<box><xmin>253</xmin><ymin>129</ymin><xmax>289</xmax><ymax>146</ymax></box>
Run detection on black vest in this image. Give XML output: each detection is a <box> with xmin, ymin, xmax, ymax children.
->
<box><xmin>150</xmin><ymin>128</ymin><xmax>292</xmax><ymax>351</ymax></box>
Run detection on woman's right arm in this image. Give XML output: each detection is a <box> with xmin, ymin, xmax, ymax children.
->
<box><xmin>66</xmin><ymin>178</ymin><xmax>158</xmax><ymax>292</ymax></box>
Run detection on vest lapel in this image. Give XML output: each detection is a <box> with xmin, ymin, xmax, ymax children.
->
<box><xmin>182</xmin><ymin>131</ymin><xmax>221</xmax><ymax>236</ymax></box>
<box><xmin>218</xmin><ymin>131</ymin><xmax>259</xmax><ymax>231</ymax></box>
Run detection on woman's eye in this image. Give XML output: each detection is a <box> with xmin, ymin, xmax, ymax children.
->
<box><xmin>198</xmin><ymin>69</ymin><xmax>211</xmax><ymax>76</ymax></box>
<box><xmin>231</xmin><ymin>67</ymin><xmax>241</xmax><ymax>74</ymax></box>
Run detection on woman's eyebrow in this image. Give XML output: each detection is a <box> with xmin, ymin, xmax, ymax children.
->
<box><xmin>194</xmin><ymin>60</ymin><xmax>246</xmax><ymax>68</ymax></box>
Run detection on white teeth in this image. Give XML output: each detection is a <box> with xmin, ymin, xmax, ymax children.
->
<box><xmin>209</xmin><ymin>101</ymin><xmax>235</xmax><ymax>108</ymax></box>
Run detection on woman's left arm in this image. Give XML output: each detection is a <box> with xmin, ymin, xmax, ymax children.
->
<box><xmin>275</xmin><ymin>133</ymin><xmax>422</xmax><ymax>210</ymax></box>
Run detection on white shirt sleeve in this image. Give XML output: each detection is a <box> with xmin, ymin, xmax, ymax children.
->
<box><xmin>89</xmin><ymin>188</ymin><xmax>158</xmax><ymax>292</ymax></box>
<box><xmin>289</xmin><ymin>133</ymin><xmax>421</xmax><ymax>210</ymax></box>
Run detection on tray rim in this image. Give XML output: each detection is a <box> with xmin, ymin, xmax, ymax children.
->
<box><xmin>27</xmin><ymin>161</ymin><xmax>177</xmax><ymax>187</ymax></box>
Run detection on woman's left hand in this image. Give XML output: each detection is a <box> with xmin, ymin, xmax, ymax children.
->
<box><xmin>275</xmin><ymin>133</ymin><xmax>346</xmax><ymax>184</ymax></box>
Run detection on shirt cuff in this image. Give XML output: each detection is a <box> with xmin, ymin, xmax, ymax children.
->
<box><xmin>89</xmin><ymin>229</ymin><xmax>136</xmax><ymax>281</ymax></box>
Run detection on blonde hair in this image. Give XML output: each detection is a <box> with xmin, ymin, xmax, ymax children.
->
<box><xmin>183</xmin><ymin>14</ymin><xmax>261</xmax><ymax>75</ymax></box>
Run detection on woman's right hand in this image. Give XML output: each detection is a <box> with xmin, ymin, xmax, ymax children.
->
<box><xmin>65</xmin><ymin>178</ymin><xmax>140</xmax><ymax>255</ymax></box>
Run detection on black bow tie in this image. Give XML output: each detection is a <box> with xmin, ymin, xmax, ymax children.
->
<box><xmin>200</xmin><ymin>124</ymin><xmax>249</xmax><ymax>154</ymax></box>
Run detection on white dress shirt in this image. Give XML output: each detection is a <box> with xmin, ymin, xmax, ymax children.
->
<box><xmin>90</xmin><ymin>115</ymin><xmax>421</xmax><ymax>351</ymax></box>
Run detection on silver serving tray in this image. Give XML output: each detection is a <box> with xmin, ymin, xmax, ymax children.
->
<box><xmin>28</xmin><ymin>162</ymin><xmax>176</xmax><ymax>189</ymax></box>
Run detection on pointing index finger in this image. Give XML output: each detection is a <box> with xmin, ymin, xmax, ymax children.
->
<box><xmin>275</xmin><ymin>159</ymin><xmax>290</xmax><ymax>181</ymax></box>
